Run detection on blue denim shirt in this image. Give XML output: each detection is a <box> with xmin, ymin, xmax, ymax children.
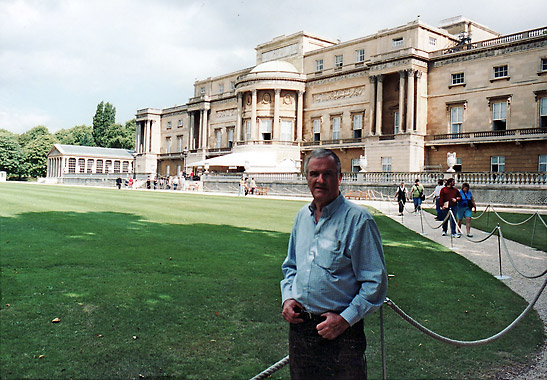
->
<box><xmin>281</xmin><ymin>194</ymin><xmax>387</xmax><ymax>326</ymax></box>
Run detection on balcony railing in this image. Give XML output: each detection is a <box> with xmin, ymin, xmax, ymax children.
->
<box><xmin>428</xmin><ymin>127</ymin><xmax>547</xmax><ymax>143</ymax></box>
<box><xmin>431</xmin><ymin>27</ymin><xmax>547</xmax><ymax>58</ymax></box>
<box><xmin>341</xmin><ymin>171</ymin><xmax>546</xmax><ymax>186</ymax></box>
<box><xmin>202</xmin><ymin>171</ymin><xmax>546</xmax><ymax>186</ymax></box>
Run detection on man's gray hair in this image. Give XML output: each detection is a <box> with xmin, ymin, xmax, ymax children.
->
<box><xmin>304</xmin><ymin>148</ymin><xmax>342</xmax><ymax>176</ymax></box>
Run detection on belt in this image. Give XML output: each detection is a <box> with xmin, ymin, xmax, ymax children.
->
<box><xmin>298</xmin><ymin>309</ymin><xmax>326</xmax><ymax>323</ymax></box>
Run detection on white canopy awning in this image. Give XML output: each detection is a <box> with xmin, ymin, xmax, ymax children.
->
<box><xmin>191</xmin><ymin>151</ymin><xmax>276</xmax><ymax>168</ymax></box>
<box><xmin>191</xmin><ymin>151</ymin><xmax>299</xmax><ymax>173</ymax></box>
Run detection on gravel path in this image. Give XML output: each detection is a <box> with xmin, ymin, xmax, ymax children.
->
<box><xmin>359</xmin><ymin>200</ymin><xmax>546</xmax><ymax>380</ymax></box>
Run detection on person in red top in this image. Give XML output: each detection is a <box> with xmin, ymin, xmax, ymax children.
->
<box><xmin>439</xmin><ymin>178</ymin><xmax>461</xmax><ymax>237</ymax></box>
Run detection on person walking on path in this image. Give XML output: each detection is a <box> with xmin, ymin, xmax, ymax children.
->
<box><xmin>238</xmin><ymin>176</ymin><xmax>246</xmax><ymax>196</ymax></box>
<box><xmin>457</xmin><ymin>182</ymin><xmax>476</xmax><ymax>237</ymax></box>
<box><xmin>281</xmin><ymin>148</ymin><xmax>387</xmax><ymax>380</ymax></box>
<box><xmin>410</xmin><ymin>179</ymin><xmax>425</xmax><ymax>214</ymax></box>
<box><xmin>394</xmin><ymin>182</ymin><xmax>408</xmax><ymax>216</ymax></box>
<box><xmin>439</xmin><ymin>178</ymin><xmax>461</xmax><ymax>237</ymax></box>
<box><xmin>434</xmin><ymin>179</ymin><xmax>445</xmax><ymax>220</ymax></box>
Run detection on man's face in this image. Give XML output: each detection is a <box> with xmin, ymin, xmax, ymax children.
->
<box><xmin>306</xmin><ymin>156</ymin><xmax>342</xmax><ymax>207</ymax></box>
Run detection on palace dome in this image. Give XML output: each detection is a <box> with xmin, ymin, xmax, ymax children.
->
<box><xmin>250</xmin><ymin>60</ymin><xmax>299</xmax><ymax>74</ymax></box>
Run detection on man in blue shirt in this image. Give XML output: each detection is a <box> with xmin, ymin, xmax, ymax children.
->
<box><xmin>281</xmin><ymin>148</ymin><xmax>387</xmax><ymax>380</ymax></box>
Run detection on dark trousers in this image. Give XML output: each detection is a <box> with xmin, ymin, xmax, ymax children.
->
<box><xmin>442</xmin><ymin>205</ymin><xmax>457</xmax><ymax>234</ymax></box>
<box><xmin>289</xmin><ymin>318</ymin><xmax>366</xmax><ymax>380</ymax></box>
<box><xmin>398</xmin><ymin>198</ymin><xmax>406</xmax><ymax>213</ymax></box>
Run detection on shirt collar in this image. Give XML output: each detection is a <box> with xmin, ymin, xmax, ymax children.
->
<box><xmin>308</xmin><ymin>192</ymin><xmax>344</xmax><ymax>218</ymax></box>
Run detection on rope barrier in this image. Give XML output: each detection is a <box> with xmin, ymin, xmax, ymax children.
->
<box><xmin>250</xmin><ymin>275</ymin><xmax>546</xmax><ymax>380</ymax></box>
<box><xmin>383</xmin><ymin>276</ymin><xmax>546</xmax><ymax>347</ymax></box>
<box><xmin>249</xmin><ymin>355</ymin><xmax>290</xmax><ymax>380</ymax></box>
<box><xmin>498</xmin><ymin>227</ymin><xmax>547</xmax><ymax>279</ymax></box>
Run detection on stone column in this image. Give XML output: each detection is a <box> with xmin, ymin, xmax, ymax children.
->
<box><xmin>251</xmin><ymin>89</ymin><xmax>258</xmax><ymax>141</ymax></box>
<box><xmin>274</xmin><ymin>89</ymin><xmax>281</xmax><ymax>141</ymax></box>
<box><xmin>406</xmin><ymin>69</ymin><xmax>415</xmax><ymax>132</ymax></box>
<box><xmin>375</xmin><ymin>74</ymin><xmax>384</xmax><ymax>136</ymax></box>
<box><xmin>415</xmin><ymin>70</ymin><xmax>423</xmax><ymax>134</ymax></box>
<box><xmin>236</xmin><ymin>93</ymin><xmax>243</xmax><ymax>142</ymax></box>
<box><xmin>297</xmin><ymin>90</ymin><xmax>304</xmax><ymax>142</ymax></box>
<box><xmin>201</xmin><ymin>109</ymin><xmax>208</xmax><ymax>150</ymax></box>
<box><xmin>398</xmin><ymin>70</ymin><xmax>406</xmax><ymax>133</ymax></box>
<box><xmin>368</xmin><ymin>76</ymin><xmax>376</xmax><ymax>135</ymax></box>
<box><xmin>136</xmin><ymin>122</ymin><xmax>141</xmax><ymax>153</ymax></box>
<box><xmin>189</xmin><ymin>113</ymin><xmax>194</xmax><ymax>150</ymax></box>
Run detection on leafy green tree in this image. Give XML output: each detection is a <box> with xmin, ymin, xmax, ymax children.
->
<box><xmin>18</xmin><ymin>126</ymin><xmax>50</xmax><ymax>147</ymax></box>
<box><xmin>55</xmin><ymin>125</ymin><xmax>95</xmax><ymax>146</ymax></box>
<box><xmin>23</xmin><ymin>134</ymin><xmax>57</xmax><ymax>178</ymax></box>
<box><xmin>92</xmin><ymin>101</ymin><xmax>116</xmax><ymax>147</ymax></box>
<box><xmin>0</xmin><ymin>129</ymin><xmax>25</xmax><ymax>178</ymax></box>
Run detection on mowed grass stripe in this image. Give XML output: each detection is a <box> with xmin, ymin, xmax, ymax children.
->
<box><xmin>0</xmin><ymin>182</ymin><xmax>544</xmax><ymax>380</ymax></box>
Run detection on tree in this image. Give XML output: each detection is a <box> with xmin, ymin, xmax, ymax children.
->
<box><xmin>55</xmin><ymin>125</ymin><xmax>95</xmax><ymax>146</ymax></box>
<box><xmin>102</xmin><ymin>120</ymin><xmax>135</xmax><ymax>149</ymax></box>
<box><xmin>92</xmin><ymin>101</ymin><xmax>116</xmax><ymax>147</ymax></box>
<box><xmin>0</xmin><ymin>129</ymin><xmax>25</xmax><ymax>178</ymax></box>
<box><xmin>18</xmin><ymin>126</ymin><xmax>50</xmax><ymax>147</ymax></box>
<box><xmin>23</xmin><ymin>134</ymin><xmax>57</xmax><ymax>178</ymax></box>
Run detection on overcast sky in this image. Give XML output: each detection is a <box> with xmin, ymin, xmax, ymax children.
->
<box><xmin>1</xmin><ymin>0</ymin><xmax>546</xmax><ymax>134</ymax></box>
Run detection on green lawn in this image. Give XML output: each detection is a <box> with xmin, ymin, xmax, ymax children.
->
<box><xmin>0</xmin><ymin>183</ymin><xmax>544</xmax><ymax>379</ymax></box>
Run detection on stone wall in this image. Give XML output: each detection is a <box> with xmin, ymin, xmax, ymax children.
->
<box><xmin>203</xmin><ymin>178</ymin><xmax>547</xmax><ymax>208</ymax></box>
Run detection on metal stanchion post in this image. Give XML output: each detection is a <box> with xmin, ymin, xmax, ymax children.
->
<box><xmin>531</xmin><ymin>213</ymin><xmax>538</xmax><ymax>248</ymax></box>
<box><xmin>495</xmin><ymin>224</ymin><xmax>510</xmax><ymax>280</ymax></box>
<box><xmin>380</xmin><ymin>305</ymin><xmax>387</xmax><ymax>380</ymax></box>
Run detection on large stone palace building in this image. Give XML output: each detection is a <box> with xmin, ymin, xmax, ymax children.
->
<box><xmin>135</xmin><ymin>16</ymin><xmax>547</xmax><ymax>177</ymax></box>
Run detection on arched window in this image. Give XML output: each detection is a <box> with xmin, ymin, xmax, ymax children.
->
<box><xmin>96</xmin><ymin>160</ymin><xmax>103</xmax><ymax>173</ymax></box>
<box><xmin>114</xmin><ymin>160</ymin><xmax>121</xmax><ymax>173</ymax></box>
<box><xmin>78</xmin><ymin>158</ymin><xmax>85</xmax><ymax>173</ymax></box>
<box><xmin>68</xmin><ymin>158</ymin><xmax>76</xmax><ymax>173</ymax></box>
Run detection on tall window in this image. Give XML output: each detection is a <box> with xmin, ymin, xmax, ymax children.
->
<box><xmin>105</xmin><ymin>160</ymin><xmax>112</xmax><ymax>173</ymax></box>
<box><xmin>68</xmin><ymin>158</ymin><xmax>76</xmax><ymax>173</ymax></box>
<box><xmin>429</xmin><ymin>37</ymin><xmax>437</xmax><ymax>46</ymax></box>
<box><xmin>540</xmin><ymin>97</ymin><xmax>547</xmax><ymax>129</ymax></box>
<box><xmin>491</xmin><ymin>156</ymin><xmax>505</xmax><ymax>172</ymax></box>
<box><xmin>313</xmin><ymin>119</ymin><xmax>321</xmax><ymax>141</ymax></box>
<box><xmin>451</xmin><ymin>106</ymin><xmax>463</xmax><ymax>134</ymax></box>
<box><xmin>332</xmin><ymin>116</ymin><xmax>341</xmax><ymax>139</ymax></box>
<box><xmin>218</xmin><ymin>83</ymin><xmax>224</xmax><ymax>94</ymax></box>
<box><xmin>96</xmin><ymin>159</ymin><xmax>103</xmax><ymax>174</ymax></box>
<box><xmin>260</xmin><ymin>119</ymin><xmax>272</xmax><ymax>140</ymax></box>
<box><xmin>494</xmin><ymin>65</ymin><xmax>508</xmax><ymax>78</ymax></box>
<box><xmin>178</xmin><ymin>119</ymin><xmax>183</xmax><ymax>128</ymax></box>
<box><xmin>355</xmin><ymin>49</ymin><xmax>365</xmax><ymax>63</ymax></box>
<box><xmin>246</xmin><ymin>120</ymin><xmax>251</xmax><ymax>141</ymax></box>
<box><xmin>114</xmin><ymin>161</ymin><xmax>121</xmax><ymax>173</ymax></box>
<box><xmin>541</xmin><ymin>58</ymin><xmax>547</xmax><ymax>73</ymax></box>
<box><xmin>216</xmin><ymin>130</ymin><xmax>221</xmax><ymax>148</ymax></box>
<box><xmin>381</xmin><ymin>157</ymin><xmax>392</xmax><ymax>172</ymax></box>
<box><xmin>352</xmin><ymin>159</ymin><xmax>361</xmax><ymax>173</ymax></box>
<box><xmin>451</xmin><ymin>73</ymin><xmax>465</xmax><ymax>85</ymax></box>
<box><xmin>334</xmin><ymin>55</ymin><xmax>343</xmax><ymax>69</ymax></box>
<box><xmin>165</xmin><ymin>137</ymin><xmax>171</xmax><ymax>153</ymax></box>
<box><xmin>281</xmin><ymin>120</ymin><xmax>293</xmax><ymax>141</ymax></box>
<box><xmin>315</xmin><ymin>59</ymin><xmax>323</xmax><ymax>72</ymax></box>
<box><xmin>177</xmin><ymin>135</ymin><xmax>183</xmax><ymax>152</ymax></box>
<box><xmin>394</xmin><ymin>111</ymin><xmax>400</xmax><ymax>134</ymax></box>
<box><xmin>492</xmin><ymin>102</ymin><xmax>507</xmax><ymax>131</ymax></box>
<box><xmin>228</xmin><ymin>129</ymin><xmax>234</xmax><ymax>148</ymax></box>
<box><xmin>539</xmin><ymin>155</ymin><xmax>547</xmax><ymax>172</ymax></box>
<box><xmin>200</xmin><ymin>87</ymin><xmax>205</xmax><ymax>95</ymax></box>
<box><xmin>122</xmin><ymin>161</ymin><xmax>129</xmax><ymax>173</ymax></box>
<box><xmin>352</xmin><ymin>114</ymin><xmax>363</xmax><ymax>138</ymax></box>
<box><xmin>87</xmin><ymin>159</ymin><xmax>94</xmax><ymax>173</ymax></box>
<box><xmin>167</xmin><ymin>121</ymin><xmax>172</xmax><ymax>129</ymax></box>
<box><xmin>78</xmin><ymin>158</ymin><xmax>85</xmax><ymax>173</ymax></box>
